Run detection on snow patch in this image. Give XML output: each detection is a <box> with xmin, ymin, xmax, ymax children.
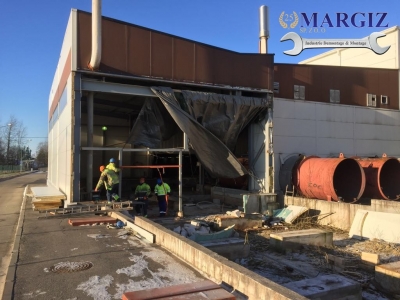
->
<box><xmin>87</xmin><ymin>234</ymin><xmax>111</xmax><ymax>239</ymax></box>
<box><xmin>76</xmin><ymin>275</ymin><xmax>113</xmax><ymax>300</ymax></box>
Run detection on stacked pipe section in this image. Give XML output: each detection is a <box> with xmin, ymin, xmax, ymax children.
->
<box><xmin>293</xmin><ymin>154</ymin><xmax>366</xmax><ymax>202</ymax></box>
<box><xmin>355</xmin><ymin>154</ymin><xmax>400</xmax><ymax>200</ymax></box>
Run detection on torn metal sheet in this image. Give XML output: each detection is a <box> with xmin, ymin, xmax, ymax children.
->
<box><xmin>126</xmin><ymin>98</ymin><xmax>178</xmax><ymax>148</ymax></box>
<box><xmin>181</xmin><ymin>90</ymin><xmax>270</xmax><ymax>151</ymax></box>
<box><xmin>150</xmin><ymin>87</ymin><xmax>248</xmax><ymax>178</ymax></box>
<box><xmin>273</xmin><ymin>205</ymin><xmax>309</xmax><ymax>224</ymax></box>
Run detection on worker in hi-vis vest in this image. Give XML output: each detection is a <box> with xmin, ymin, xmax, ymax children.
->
<box><xmin>134</xmin><ymin>177</ymin><xmax>151</xmax><ymax>217</ymax></box>
<box><xmin>106</xmin><ymin>158</ymin><xmax>120</xmax><ymax>173</ymax></box>
<box><xmin>95</xmin><ymin>165</ymin><xmax>120</xmax><ymax>203</ymax></box>
<box><xmin>154</xmin><ymin>178</ymin><xmax>171</xmax><ymax>217</ymax></box>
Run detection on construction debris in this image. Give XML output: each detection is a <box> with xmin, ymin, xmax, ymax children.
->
<box><xmin>272</xmin><ymin>205</ymin><xmax>309</xmax><ymax>224</ymax></box>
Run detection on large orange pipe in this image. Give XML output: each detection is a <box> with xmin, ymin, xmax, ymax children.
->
<box><xmin>356</xmin><ymin>157</ymin><xmax>400</xmax><ymax>200</ymax></box>
<box><xmin>294</xmin><ymin>155</ymin><xmax>366</xmax><ymax>202</ymax></box>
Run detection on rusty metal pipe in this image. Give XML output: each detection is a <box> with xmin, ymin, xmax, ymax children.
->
<box><xmin>294</xmin><ymin>155</ymin><xmax>366</xmax><ymax>202</ymax></box>
<box><xmin>356</xmin><ymin>157</ymin><xmax>400</xmax><ymax>200</ymax></box>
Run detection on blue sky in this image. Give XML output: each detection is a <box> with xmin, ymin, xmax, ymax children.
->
<box><xmin>0</xmin><ymin>0</ymin><xmax>399</xmax><ymax>154</ymax></box>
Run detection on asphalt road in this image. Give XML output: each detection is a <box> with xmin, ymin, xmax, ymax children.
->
<box><xmin>0</xmin><ymin>172</ymin><xmax>47</xmax><ymax>298</ymax></box>
<box><xmin>1</xmin><ymin>172</ymin><xmax>206</xmax><ymax>300</ymax></box>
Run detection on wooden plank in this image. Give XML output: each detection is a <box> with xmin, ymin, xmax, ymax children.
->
<box><xmin>157</xmin><ymin>289</ymin><xmax>236</xmax><ymax>300</ymax></box>
<box><xmin>68</xmin><ymin>216</ymin><xmax>117</xmax><ymax>226</ymax></box>
<box><xmin>122</xmin><ymin>280</ymin><xmax>220</xmax><ymax>300</ymax></box>
<box><xmin>361</xmin><ymin>252</ymin><xmax>380</xmax><ymax>265</ymax></box>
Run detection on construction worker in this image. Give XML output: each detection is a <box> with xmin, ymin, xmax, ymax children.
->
<box><xmin>106</xmin><ymin>158</ymin><xmax>120</xmax><ymax>173</ymax></box>
<box><xmin>95</xmin><ymin>165</ymin><xmax>120</xmax><ymax>203</ymax></box>
<box><xmin>154</xmin><ymin>178</ymin><xmax>171</xmax><ymax>217</ymax></box>
<box><xmin>134</xmin><ymin>177</ymin><xmax>151</xmax><ymax>217</ymax></box>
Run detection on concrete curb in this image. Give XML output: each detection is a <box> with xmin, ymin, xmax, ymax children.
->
<box><xmin>135</xmin><ymin>217</ymin><xmax>308</xmax><ymax>300</ymax></box>
<box><xmin>2</xmin><ymin>185</ymin><xmax>28</xmax><ymax>300</ymax></box>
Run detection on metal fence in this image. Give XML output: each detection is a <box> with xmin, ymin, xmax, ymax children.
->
<box><xmin>0</xmin><ymin>165</ymin><xmax>24</xmax><ymax>174</ymax></box>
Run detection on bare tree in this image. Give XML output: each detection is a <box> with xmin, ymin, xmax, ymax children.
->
<box><xmin>0</xmin><ymin>116</ymin><xmax>28</xmax><ymax>164</ymax></box>
<box><xmin>36</xmin><ymin>141</ymin><xmax>48</xmax><ymax>167</ymax></box>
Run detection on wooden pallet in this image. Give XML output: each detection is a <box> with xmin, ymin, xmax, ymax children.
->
<box><xmin>122</xmin><ymin>280</ymin><xmax>235</xmax><ymax>300</ymax></box>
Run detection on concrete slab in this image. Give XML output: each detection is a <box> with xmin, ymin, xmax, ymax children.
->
<box><xmin>183</xmin><ymin>203</ymin><xmax>222</xmax><ymax>216</ymax></box>
<box><xmin>198</xmin><ymin>237</ymin><xmax>250</xmax><ymax>260</ymax></box>
<box><xmin>270</xmin><ymin>229</ymin><xmax>333</xmax><ymax>252</ymax></box>
<box><xmin>215</xmin><ymin>215</ymin><xmax>263</xmax><ymax>231</ymax></box>
<box><xmin>283</xmin><ymin>274</ymin><xmax>362</xmax><ymax>300</ymax></box>
<box><xmin>134</xmin><ymin>217</ymin><xmax>308</xmax><ymax>300</ymax></box>
<box><xmin>361</xmin><ymin>252</ymin><xmax>380</xmax><ymax>265</ymax></box>
<box><xmin>375</xmin><ymin>261</ymin><xmax>400</xmax><ymax>294</ymax></box>
<box><xmin>126</xmin><ymin>217</ymin><xmax>155</xmax><ymax>243</ymax></box>
<box><xmin>12</xmin><ymin>194</ymin><xmax>206</xmax><ymax>300</ymax></box>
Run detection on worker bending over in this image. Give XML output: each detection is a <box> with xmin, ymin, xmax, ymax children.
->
<box><xmin>95</xmin><ymin>165</ymin><xmax>120</xmax><ymax>203</ymax></box>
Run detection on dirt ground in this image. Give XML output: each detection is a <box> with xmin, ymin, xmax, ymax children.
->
<box><xmin>237</xmin><ymin>222</ymin><xmax>400</xmax><ymax>300</ymax></box>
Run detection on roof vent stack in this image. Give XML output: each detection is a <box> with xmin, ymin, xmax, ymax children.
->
<box><xmin>88</xmin><ymin>0</ymin><xmax>102</xmax><ymax>70</ymax></box>
<box><xmin>259</xmin><ymin>5</ymin><xmax>269</xmax><ymax>54</ymax></box>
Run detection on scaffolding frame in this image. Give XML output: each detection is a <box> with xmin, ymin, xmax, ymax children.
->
<box><xmin>81</xmin><ymin>147</ymin><xmax>188</xmax><ymax>216</ymax></box>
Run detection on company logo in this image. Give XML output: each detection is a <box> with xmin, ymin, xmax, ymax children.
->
<box><xmin>279</xmin><ymin>11</ymin><xmax>389</xmax><ymax>30</ymax></box>
<box><xmin>279</xmin><ymin>11</ymin><xmax>390</xmax><ymax>56</ymax></box>
<box><xmin>279</xmin><ymin>12</ymin><xmax>299</xmax><ymax>29</ymax></box>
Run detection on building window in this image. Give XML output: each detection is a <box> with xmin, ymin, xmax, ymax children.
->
<box><xmin>294</xmin><ymin>85</ymin><xmax>305</xmax><ymax>100</ymax></box>
<box><xmin>274</xmin><ymin>82</ymin><xmax>279</xmax><ymax>94</ymax></box>
<box><xmin>381</xmin><ymin>95</ymin><xmax>388</xmax><ymax>105</ymax></box>
<box><xmin>366</xmin><ymin>94</ymin><xmax>377</xmax><ymax>107</ymax></box>
<box><xmin>330</xmin><ymin>89</ymin><xmax>340</xmax><ymax>103</ymax></box>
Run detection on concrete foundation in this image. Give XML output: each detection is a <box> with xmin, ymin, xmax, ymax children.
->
<box><xmin>283</xmin><ymin>274</ymin><xmax>362</xmax><ymax>300</ymax></box>
<box><xmin>134</xmin><ymin>217</ymin><xmax>307</xmax><ymax>300</ymax></box>
<box><xmin>375</xmin><ymin>261</ymin><xmax>400</xmax><ymax>294</ymax></box>
<box><xmin>285</xmin><ymin>196</ymin><xmax>400</xmax><ymax>231</ymax></box>
<box><xmin>270</xmin><ymin>229</ymin><xmax>333</xmax><ymax>253</ymax></box>
<box><xmin>182</xmin><ymin>203</ymin><xmax>222</xmax><ymax>216</ymax></box>
<box><xmin>198</xmin><ymin>238</ymin><xmax>250</xmax><ymax>260</ymax></box>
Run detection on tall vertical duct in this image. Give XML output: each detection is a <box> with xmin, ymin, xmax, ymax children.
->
<box><xmin>88</xmin><ymin>0</ymin><xmax>102</xmax><ymax>70</ymax></box>
<box><xmin>293</xmin><ymin>154</ymin><xmax>366</xmax><ymax>202</ymax></box>
<box><xmin>259</xmin><ymin>5</ymin><xmax>269</xmax><ymax>54</ymax></box>
<box><xmin>355</xmin><ymin>155</ymin><xmax>400</xmax><ymax>200</ymax></box>
<box><xmin>86</xmin><ymin>0</ymin><xmax>101</xmax><ymax>198</ymax></box>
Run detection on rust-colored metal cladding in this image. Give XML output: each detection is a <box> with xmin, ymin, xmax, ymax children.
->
<box><xmin>356</xmin><ymin>156</ymin><xmax>400</xmax><ymax>200</ymax></box>
<box><xmin>76</xmin><ymin>11</ymin><xmax>274</xmax><ymax>90</ymax></box>
<box><xmin>294</xmin><ymin>155</ymin><xmax>366</xmax><ymax>202</ymax></box>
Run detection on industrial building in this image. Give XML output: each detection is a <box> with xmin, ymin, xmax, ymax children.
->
<box><xmin>48</xmin><ymin>4</ymin><xmax>400</xmax><ymax>211</ymax></box>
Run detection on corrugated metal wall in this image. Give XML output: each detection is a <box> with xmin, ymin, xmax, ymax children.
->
<box><xmin>273</xmin><ymin>98</ymin><xmax>400</xmax><ymax>192</ymax></box>
<box><xmin>274</xmin><ymin>63</ymin><xmax>399</xmax><ymax>109</ymax></box>
<box><xmin>76</xmin><ymin>11</ymin><xmax>274</xmax><ymax>90</ymax></box>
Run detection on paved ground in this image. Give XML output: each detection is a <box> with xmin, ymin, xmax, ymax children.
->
<box><xmin>1</xmin><ymin>173</ymin><xmax>207</xmax><ymax>300</ymax></box>
<box><xmin>0</xmin><ymin>172</ymin><xmax>37</xmax><ymax>298</ymax></box>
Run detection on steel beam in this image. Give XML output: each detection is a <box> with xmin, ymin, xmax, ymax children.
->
<box><xmin>81</xmin><ymin>79</ymin><xmax>156</xmax><ymax>97</ymax></box>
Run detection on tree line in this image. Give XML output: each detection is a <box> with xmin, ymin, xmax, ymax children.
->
<box><xmin>0</xmin><ymin>116</ymin><xmax>48</xmax><ymax>167</ymax></box>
